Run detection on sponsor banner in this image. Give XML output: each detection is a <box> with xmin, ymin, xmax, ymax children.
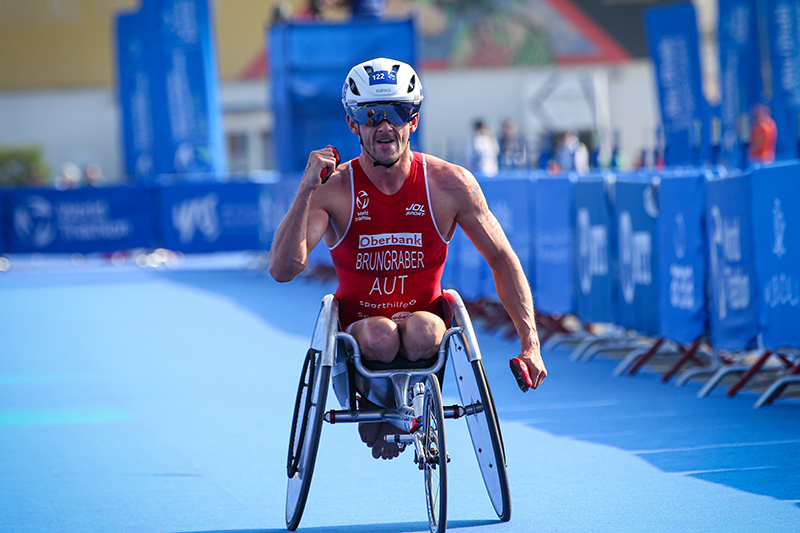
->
<box><xmin>613</xmin><ymin>175</ymin><xmax>659</xmax><ymax>336</ymax></box>
<box><xmin>573</xmin><ymin>175</ymin><xmax>618</xmax><ymax>324</ymax></box>
<box><xmin>535</xmin><ymin>175</ymin><xmax>574</xmax><ymax>316</ymax></box>
<box><xmin>270</xmin><ymin>19</ymin><xmax>418</xmax><ymax>173</ymax></box>
<box><xmin>750</xmin><ymin>162</ymin><xmax>800</xmax><ymax>348</ymax></box>
<box><xmin>705</xmin><ymin>173</ymin><xmax>759</xmax><ymax>351</ymax></box>
<box><xmin>645</xmin><ymin>3</ymin><xmax>708</xmax><ymax>166</ymax></box>
<box><xmin>115</xmin><ymin>10</ymin><xmax>156</xmax><ymax>183</ymax></box>
<box><xmin>765</xmin><ymin>0</ymin><xmax>800</xmax><ymax>160</ymax></box>
<box><xmin>142</xmin><ymin>0</ymin><xmax>227</xmax><ymax>179</ymax></box>
<box><xmin>156</xmin><ymin>182</ymin><xmax>264</xmax><ymax>253</ymax></box>
<box><xmin>9</xmin><ymin>187</ymin><xmax>154</xmax><ymax>254</ymax></box>
<box><xmin>656</xmin><ymin>170</ymin><xmax>708</xmax><ymax>345</ymax></box>
<box><xmin>718</xmin><ymin>0</ymin><xmax>763</xmax><ymax>169</ymax></box>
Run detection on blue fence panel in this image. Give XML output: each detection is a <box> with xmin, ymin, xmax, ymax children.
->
<box><xmin>613</xmin><ymin>175</ymin><xmax>659</xmax><ymax>335</ymax></box>
<box><xmin>9</xmin><ymin>187</ymin><xmax>154</xmax><ymax>254</ymax></box>
<box><xmin>480</xmin><ymin>175</ymin><xmax>534</xmax><ymax>298</ymax></box>
<box><xmin>142</xmin><ymin>0</ymin><xmax>227</xmax><ymax>180</ymax></box>
<box><xmin>656</xmin><ymin>171</ymin><xmax>708</xmax><ymax>345</ymax></box>
<box><xmin>645</xmin><ymin>2</ymin><xmax>709</xmax><ymax>166</ymax></box>
<box><xmin>705</xmin><ymin>173</ymin><xmax>759</xmax><ymax>351</ymax></box>
<box><xmin>115</xmin><ymin>10</ymin><xmax>156</xmax><ymax>183</ymax></box>
<box><xmin>270</xmin><ymin>19</ymin><xmax>418</xmax><ymax>174</ymax></box>
<box><xmin>765</xmin><ymin>0</ymin><xmax>800</xmax><ymax>161</ymax></box>
<box><xmin>750</xmin><ymin>161</ymin><xmax>800</xmax><ymax>348</ymax></box>
<box><xmin>534</xmin><ymin>176</ymin><xmax>573</xmax><ymax>316</ymax></box>
<box><xmin>156</xmin><ymin>182</ymin><xmax>264</xmax><ymax>253</ymax></box>
<box><xmin>573</xmin><ymin>175</ymin><xmax>618</xmax><ymax>324</ymax></box>
<box><xmin>717</xmin><ymin>0</ymin><xmax>763</xmax><ymax>169</ymax></box>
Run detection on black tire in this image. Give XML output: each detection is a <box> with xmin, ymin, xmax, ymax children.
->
<box><xmin>285</xmin><ymin>347</ymin><xmax>330</xmax><ymax>531</ymax></box>
<box><xmin>422</xmin><ymin>374</ymin><xmax>447</xmax><ymax>533</ymax></box>
<box><xmin>451</xmin><ymin>346</ymin><xmax>511</xmax><ymax>521</ymax></box>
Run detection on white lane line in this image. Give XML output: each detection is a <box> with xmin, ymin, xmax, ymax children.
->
<box><xmin>631</xmin><ymin>439</ymin><xmax>800</xmax><ymax>455</ymax></box>
<box><xmin>498</xmin><ymin>400</ymin><xmax>620</xmax><ymax>412</ymax></box>
<box><xmin>669</xmin><ymin>466</ymin><xmax>776</xmax><ymax>476</ymax></box>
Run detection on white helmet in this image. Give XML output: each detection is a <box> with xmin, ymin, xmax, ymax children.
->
<box><xmin>342</xmin><ymin>57</ymin><xmax>423</xmax><ymax>126</ymax></box>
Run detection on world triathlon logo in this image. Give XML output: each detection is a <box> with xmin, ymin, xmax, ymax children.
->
<box><xmin>14</xmin><ymin>195</ymin><xmax>57</xmax><ymax>247</ymax></box>
<box><xmin>356</xmin><ymin>190</ymin><xmax>369</xmax><ymax>210</ymax></box>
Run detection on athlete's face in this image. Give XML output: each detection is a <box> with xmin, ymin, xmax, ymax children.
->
<box><xmin>347</xmin><ymin>115</ymin><xmax>419</xmax><ymax>167</ymax></box>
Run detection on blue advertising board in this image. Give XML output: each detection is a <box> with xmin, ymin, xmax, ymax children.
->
<box><xmin>115</xmin><ymin>10</ymin><xmax>156</xmax><ymax>183</ymax></box>
<box><xmin>573</xmin><ymin>175</ymin><xmax>617</xmax><ymax>324</ymax></box>
<box><xmin>645</xmin><ymin>3</ymin><xmax>708</xmax><ymax>166</ymax></box>
<box><xmin>534</xmin><ymin>175</ymin><xmax>573</xmax><ymax>316</ymax></box>
<box><xmin>765</xmin><ymin>0</ymin><xmax>800</xmax><ymax>161</ymax></box>
<box><xmin>480</xmin><ymin>176</ymin><xmax>534</xmax><ymax>297</ymax></box>
<box><xmin>9</xmin><ymin>187</ymin><xmax>155</xmax><ymax>254</ymax></box>
<box><xmin>613</xmin><ymin>176</ymin><xmax>659</xmax><ymax>336</ymax></box>
<box><xmin>140</xmin><ymin>0</ymin><xmax>227</xmax><ymax>180</ymax></box>
<box><xmin>155</xmin><ymin>182</ymin><xmax>265</xmax><ymax>253</ymax></box>
<box><xmin>705</xmin><ymin>173</ymin><xmax>759</xmax><ymax>350</ymax></box>
<box><xmin>270</xmin><ymin>19</ymin><xmax>418</xmax><ymax>174</ymax></box>
<box><xmin>656</xmin><ymin>171</ymin><xmax>708</xmax><ymax>345</ymax></box>
<box><xmin>718</xmin><ymin>0</ymin><xmax>763</xmax><ymax>168</ymax></box>
<box><xmin>750</xmin><ymin>162</ymin><xmax>800</xmax><ymax>348</ymax></box>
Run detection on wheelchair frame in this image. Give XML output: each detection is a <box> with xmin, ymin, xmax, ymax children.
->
<box><xmin>285</xmin><ymin>289</ymin><xmax>511</xmax><ymax>532</ymax></box>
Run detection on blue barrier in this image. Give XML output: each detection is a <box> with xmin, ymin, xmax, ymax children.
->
<box><xmin>613</xmin><ymin>175</ymin><xmax>659</xmax><ymax>336</ymax></box>
<box><xmin>573</xmin><ymin>175</ymin><xmax>617</xmax><ymax>324</ymax></box>
<box><xmin>656</xmin><ymin>170</ymin><xmax>708</xmax><ymax>345</ymax></box>
<box><xmin>480</xmin><ymin>176</ymin><xmax>535</xmax><ymax>298</ymax></box>
<box><xmin>750</xmin><ymin>161</ymin><xmax>800</xmax><ymax>348</ymax></box>
<box><xmin>8</xmin><ymin>187</ymin><xmax>155</xmax><ymax>254</ymax></box>
<box><xmin>534</xmin><ymin>175</ymin><xmax>573</xmax><ymax>316</ymax></box>
<box><xmin>705</xmin><ymin>173</ymin><xmax>759</xmax><ymax>351</ymax></box>
<box><xmin>155</xmin><ymin>182</ymin><xmax>267</xmax><ymax>253</ymax></box>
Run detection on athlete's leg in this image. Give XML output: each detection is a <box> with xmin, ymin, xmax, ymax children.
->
<box><xmin>398</xmin><ymin>311</ymin><xmax>446</xmax><ymax>362</ymax></box>
<box><xmin>348</xmin><ymin>317</ymin><xmax>401</xmax><ymax>364</ymax></box>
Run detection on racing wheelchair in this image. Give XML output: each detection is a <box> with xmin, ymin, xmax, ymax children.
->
<box><xmin>285</xmin><ymin>289</ymin><xmax>511</xmax><ymax>533</ymax></box>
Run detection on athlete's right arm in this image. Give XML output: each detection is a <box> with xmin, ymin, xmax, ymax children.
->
<box><xmin>268</xmin><ymin>147</ymin><xmax>339</xmax><ymax>282</ymax></box>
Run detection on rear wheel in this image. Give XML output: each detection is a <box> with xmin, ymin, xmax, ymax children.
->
<box><xmin>422</xmin><ymin>375</ymin><xmax>447</xmax><ymax>533</ymax></box>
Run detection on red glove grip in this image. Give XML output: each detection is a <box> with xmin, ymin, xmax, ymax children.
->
<box><xmin>510</xmin><ymin>357</ymin><xmax>533</xmax><ymax>392</ymax></box>
<box><xmin>319</xmin><ymin>146</ymin><xmax>341</xmax><ymax>183</ymax></box>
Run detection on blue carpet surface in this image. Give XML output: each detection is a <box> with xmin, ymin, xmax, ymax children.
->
<box><xmin>1</xmin><ymin>258</ymin><xmax>799</xmax><ymax>532</ymax></box>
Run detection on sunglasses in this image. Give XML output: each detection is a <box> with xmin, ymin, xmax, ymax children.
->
<box><xmin>345</xmin><ymin>102</ymin><xmax>420</xmax><ymax>126</ymax></box>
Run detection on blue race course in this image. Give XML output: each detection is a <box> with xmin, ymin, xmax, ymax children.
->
<box><xmin>1</xmin><ymin>256</ymin><xmax>799</xmax><ymax>533</ymax></box>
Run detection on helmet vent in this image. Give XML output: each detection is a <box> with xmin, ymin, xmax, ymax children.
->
<box><xmin>407</xmin><ymin>75</ymin><xmax>416</xmax><ymax>94</ymax></box>
<box><xmin>348</xmin><ymin>78</ymin><xmax>361</xmax><ymax>96</ymax></box>
<box><xmin>363</xmin><ymin>66</ymin><xmax>374</xmax><ymax>76</ymax></box>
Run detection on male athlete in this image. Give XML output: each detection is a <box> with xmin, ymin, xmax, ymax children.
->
<box><xmin>269</xmin><ymin>58</ymin><xmax>546</xmax><ymax>459</ymax></box>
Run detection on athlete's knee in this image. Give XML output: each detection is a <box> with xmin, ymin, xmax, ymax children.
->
<box><xmin>400</xmin><ymin>312</ymin><xmax>446</xmax><ymax>361</ymax></box>
<box><xmin>351</xmin><ymin>317</ymin><xmax>400</xmax><ymax>363</ymax></box>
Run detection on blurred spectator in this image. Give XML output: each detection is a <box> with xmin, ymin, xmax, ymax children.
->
<box><xmin>54</xmin><ymin>162</ymin><xmax>81</xmax><ymax>190</ymax></box>
<box><xmin>468</xmin><ymin>119</ymin><xmax>500</xmax><ymax>177</ymax></box>
<box><xmin>555</xmin><ymin>132</ymin><xmax>589</xmax><ymax>174</ymax></box>
<box><xmin>498</xmin><ymin>118</ymin><xmax>527</xmax><ymax>169</ymax></box>
<box><xmin>748</xmin><ymin>103</ymin><xmax>777</xmax><ymax>165</ymax></box>
<box><xmin>83</xmin><ymin>163</ymin><xmax>105</xmax><ymax>187</ymax></box>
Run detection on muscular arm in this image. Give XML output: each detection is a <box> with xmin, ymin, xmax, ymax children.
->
<box><xmin>451</xmin><ymin>169</ymin><xmax>546</xmax><ymax>389</ymax></box>
<box><xmin>268</xmin><ymin>147</ymin><xmax>339</xmax><ymax>282</ymax></box>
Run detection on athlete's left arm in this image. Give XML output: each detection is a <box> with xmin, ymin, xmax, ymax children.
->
<box><xmin>450</xmin><ymin>168</ymin><xmax>546</xmax><ymax>390</ymax></box>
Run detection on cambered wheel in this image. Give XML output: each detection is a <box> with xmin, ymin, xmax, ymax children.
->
<box><xmin>450</xmin><ymin>343</ymin><xmax>511</xmax><ymax>521</ymax></box>
<box><xmin>285</xmin><ymin>346</ymin><xmax>330</xmax><ymax>530</ymax></box>
<box><xmin>422</xmin><ymin>374</ymin><xmax>447</xmax><ymax>533</ymax></box>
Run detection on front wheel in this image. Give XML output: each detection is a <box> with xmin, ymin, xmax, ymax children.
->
<box><xmin>422</xmin><ymin>374</ymin><xmax>447</xmax><ymax>533</ymax></box>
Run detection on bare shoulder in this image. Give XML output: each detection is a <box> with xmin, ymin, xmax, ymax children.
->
<box><xmin>424</xmin><ymin>154</ymin><xmax>480</xmax><ymax>200</ymax></box>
